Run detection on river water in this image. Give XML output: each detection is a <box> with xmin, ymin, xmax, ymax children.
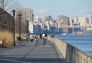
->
<box><xmin>55</xmin><ymin>34</ymin><xmax>92</xmax><ymax>56</ymax></box>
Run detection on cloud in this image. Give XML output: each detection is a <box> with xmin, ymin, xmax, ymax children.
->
<box><xmin>34</xmin><ymin>9</ymin><xmax>51</xmax><ymax>14</ymax></box>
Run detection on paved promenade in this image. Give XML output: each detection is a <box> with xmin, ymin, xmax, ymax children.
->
<box><xmin>0</xmin><ymin>38</ymin><xmax>67</xmax><ymax>63</ymax></box>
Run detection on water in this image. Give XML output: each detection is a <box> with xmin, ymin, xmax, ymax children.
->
<box><xmin>55</xmin><ymin>34</ymin><xmax>92</xmax><ymax>56</ymax></box>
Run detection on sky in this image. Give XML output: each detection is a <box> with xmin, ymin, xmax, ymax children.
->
<box><xmin>19</xmin><ymin>0</ymin><xmax>92</xmax><ymax>18</ymax></box>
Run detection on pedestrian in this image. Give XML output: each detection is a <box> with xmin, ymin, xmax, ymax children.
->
<box><xmin>39</xmin><ymin>34</ymin><xmax>42</xmax><ymax>40</ymax></box>
<box><xmin>30</xmin><ymin>34</ymin><xmax>34</xmax><ymax>42</ymax></box>
<box><xmin>42</xmin><ymin>33</ymin><xmax>47</xmax><ymax>47</ymax></box>
<box><xmin>34</xmin><ymin>34</ymin><xmax>38</xmax><ymax>46</ymax></box>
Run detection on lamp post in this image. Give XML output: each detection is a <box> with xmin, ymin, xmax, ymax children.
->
<box><xmin>12</xmin><ymin>10</ymin><xmax>15</xmax><ymax>46</ymax></box>
<box><xmin>18</xmin><ymin>13</ymin><xmax>22</xmax><ymax>40</ymax></box>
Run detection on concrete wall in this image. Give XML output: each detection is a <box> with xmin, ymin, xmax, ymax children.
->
<box><xmin>48</xmin><ymin>36</ymin><xmax>92</xmax><ymax>63</ymax></box>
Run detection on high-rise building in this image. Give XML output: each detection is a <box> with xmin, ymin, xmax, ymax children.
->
<box><xmin>56</xmin><ymin>15</ymin><xmax>70</xmax><ymax>33</ymax></box>
<box><xmin>88</xmin><ymin>14</ymin><xmax>92</xmax><ymax>24</ymax></box>
<box><xmin>41</xmin><ymin>16</ymin><xmax>53</xmax><ymax>33</ymax></box>
<box><xmin>78</xmin><ymin>17</ymin><xmax>87</xmax><ymax>26</ymax></box>
<box><xmin>70</xmin><ymin>17</ymin><xmax>81</xmax><ymax>34</ymax></box>
<box><xmin>20</xmin><ymin>8</ymin><xmax>33</xmax><ymax>22</ymax></box>
<box><xmin>56</xmin><ymin>15</ymin><xmax>69</xmax><ymax>26</ymax></box>
<box><xmin>71</xmin><ymin>16</ymin><xmax>79</xmax><ymax>25</ymax></box>
<box><xmin>16</xmin><ymin>8</ymin><xmax>34</xmax><ymax>34</ymax></box>
<box><xmin>86</xmin><ymin>14</ymin><xmax>92</xmax><ymax>33</ymax></box>
<box><xmin>42</xmin><ymin>16</ymin><xmax>53</xmax><ymax>22</ymax></box>
<box><xmin>34</xmin><ymin>17</ymin><xmax>42</xmax><ymax>23</ymax></box>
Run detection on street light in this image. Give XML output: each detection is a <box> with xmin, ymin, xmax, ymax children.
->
<box><xmin>12</xmin><ymin>10</ymin><xmax>16</xmax><ymax>46</ymax></box>
<box><xmin>18</xmin><ymin>13</ymin><xmax>22</xmax><ymax>41</ymax></box>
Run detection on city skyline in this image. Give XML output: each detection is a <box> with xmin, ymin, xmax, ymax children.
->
<box><xmin>19</xmin><ymin>0</ymin><xmax>92</xmax><ymax>18</ymax></box>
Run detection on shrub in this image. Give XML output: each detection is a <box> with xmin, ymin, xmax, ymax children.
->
<box><xmin>0</xmin><ymin>30</ymin><xmax>14</xmax><ymax>47</ymax></box>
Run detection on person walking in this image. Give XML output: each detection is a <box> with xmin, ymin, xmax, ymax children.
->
<box><xmin>42</xmin><ymin>33</ymin><xmax>47</xmax><ymax>47</ymax></box>
<box><xmin>34</xmin><ymin>34</ymin><xmax>38</xmax><ymax>46</ymax></box>
<box><xmin>30</xmin><ymin>34</ymin><xmax>34</xmax><ymax>42</ymax></box>
<box><xmin>39</xmin><ymin>34</ymin><xmax>42</xmax><ymax>40</ymax></box>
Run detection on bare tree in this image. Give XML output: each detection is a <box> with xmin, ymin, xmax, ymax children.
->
<box><xmin>0</xmin><ymin>0</ymin><xmax>4</xmax><ymax>9</ymax></box>
<box><xmin>0</xmin><ymin>0</ymin><xmax>22</xmax><ymax>15</ymax></box>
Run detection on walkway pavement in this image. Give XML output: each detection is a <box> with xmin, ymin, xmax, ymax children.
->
<box><xmin>0</xmin><ymin>38</ymin><xmax>67</xmax><ymax>63</ymax></box>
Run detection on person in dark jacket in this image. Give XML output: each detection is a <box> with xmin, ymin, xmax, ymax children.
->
<box><xmin>39</xmin><ymin>34</ymin><xmax>42</xmax><ymax>39</ymax></box>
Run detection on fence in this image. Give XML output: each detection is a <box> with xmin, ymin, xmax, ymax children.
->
<box><xmin>48</xmin><ymin>36</ymin><xmax>92</xmax><ymax>63</ymax></box>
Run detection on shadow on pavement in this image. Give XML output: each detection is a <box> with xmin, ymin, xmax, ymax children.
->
<box><xmin>0</xmin><ymin>56</ymin><xmax>67</xmax><ymax>63</ymax></box>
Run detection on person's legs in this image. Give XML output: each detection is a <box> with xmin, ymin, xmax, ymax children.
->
<box><xmin>43</xmin><ymin>39</ymin><xmax>46</xmax><ymax>47</ymax></box>
<box><xmin>35</xmin><ymin>39</ymin><xmax>38</xmax><ymax>46</ymax></box>
<box><xmin>31</xmin><ymin>39</ymin><xmax>33</xmax><ymax>42</ymax></box>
